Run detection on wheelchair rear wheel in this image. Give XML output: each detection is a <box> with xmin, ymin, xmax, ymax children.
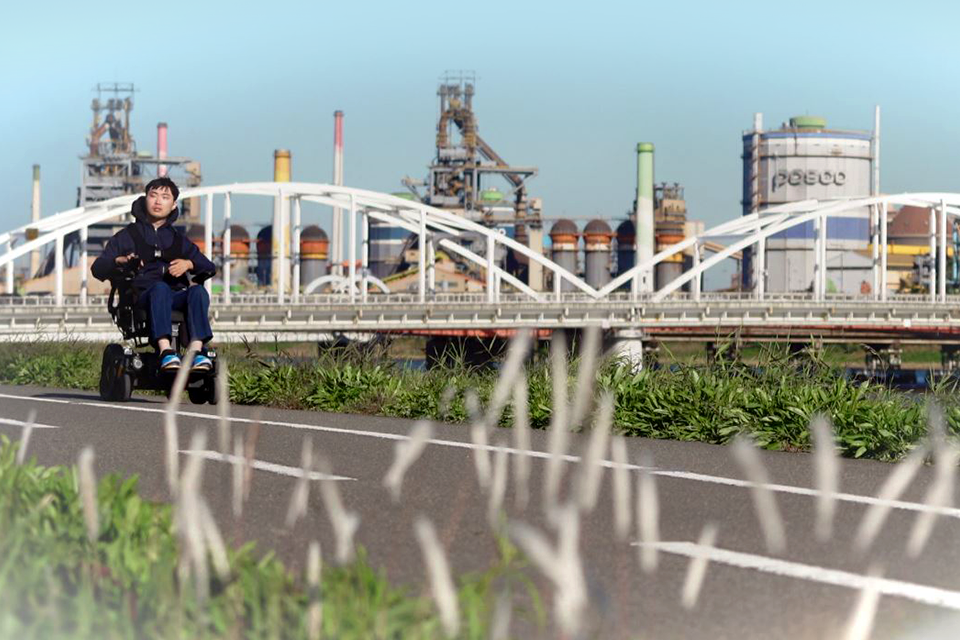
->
<box><xmin>99</xmin><ymin>344</ymin><xmax>133</xmax><ymax>402</ymax></box>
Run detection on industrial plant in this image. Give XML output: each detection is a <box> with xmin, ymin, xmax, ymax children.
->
<box><xmin>21</xmin><ymin>83</ymin><xmax>202</xmax><ymax>296</ymax></box>
<box><xmin>9</xmin><ymin>78</ymin><xmax>959</xmax><ymax>306</ymax></box>
<box><xmin>740</xmin><ymin>112</ymin><xmax>958</xmax><ymax>297</ymax></box>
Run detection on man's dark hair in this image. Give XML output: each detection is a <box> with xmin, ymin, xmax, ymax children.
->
<box><xmin>144</xmin><ymin>177</ymin><xmax>180</xmax><ymax>201</ymax></box>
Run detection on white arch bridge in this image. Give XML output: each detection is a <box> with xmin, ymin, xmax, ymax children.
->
<box><xmin>2</xmin><ymin>182</ymin><xmax>960</xmax><ymax>346</ymax></box>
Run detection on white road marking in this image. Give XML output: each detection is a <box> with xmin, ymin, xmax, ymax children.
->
<box><xmin>0</xmin><ymin>391</ymin><xmax>955</xmax><ymax>520</ymax></box>
<box><xmin>0</xmin><ymin>417</ymin><xmax>59</xmax><ymax>429</ymax></box>
<box><xmin>633</xmin><ymin>540</ymin><xmax>960</xmax><ymax>612</ymax></box>
<box><xmin>180</xmin><ymin>449</ymin><xmax>355</xmax><ymax>481</ymax></box>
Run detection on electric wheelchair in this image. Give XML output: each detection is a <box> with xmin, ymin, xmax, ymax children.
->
<box><xmin>99</xmin><ymin>262</ymin><xmax>218</xmax><ymax>404</ymax></box>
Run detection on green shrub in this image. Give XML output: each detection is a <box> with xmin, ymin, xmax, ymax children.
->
<box><xmin>229</xmin><ymin>363</ymin><xmax>311</xmax><ymax>408</ymax></box>
<box><xmin>0</xmin><ymin>340</ymin><xmax>100</xmax><ymax>389</ymax></box>
<box><xmin>305</xmin><ymin>363</ymin><xmax>394</xmax><ymax>412</ymax></box>
<box><xmin>599</xmin><ymin>362</ymin><xmax>945</xmax><ymax>461</ymax></box>
<box><xmin>1</xmin><ymin>341</ymin><xmax>955</xmax><ymax>461</ymax></box>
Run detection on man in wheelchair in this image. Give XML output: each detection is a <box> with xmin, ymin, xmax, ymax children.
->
<box><xmin>91</xmin><ymin>177</ymin><xmax>218</xmax><ymax>401</ymax></box>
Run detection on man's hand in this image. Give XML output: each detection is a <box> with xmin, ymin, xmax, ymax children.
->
<box><xmin>115</xmin><ymin>253</ymin><xmax>138</xmax><ymax>266</ymax></box>
<box><xmin>168</xmin><ymin>259</ymin><xmax>194</xmax><ymax>278</ymax></box>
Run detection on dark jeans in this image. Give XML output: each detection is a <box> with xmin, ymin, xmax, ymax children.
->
<box><xmin>136</xmin><ymin>282</ymin><xmax>213</xmax><ymax>348</ymax></box>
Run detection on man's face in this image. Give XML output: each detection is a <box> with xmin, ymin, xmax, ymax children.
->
<box><xmin>146</xmin><ymin>187</ymin><xmax>176</xmax><ymax>219</ymax></box>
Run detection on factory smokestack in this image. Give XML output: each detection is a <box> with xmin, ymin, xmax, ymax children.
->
<box><xmin>635</xmin><ymin>143</ymin><xmax>655</xmax><ymax>293</ymax></box>
<box><xmin>30</xmin><ymin>165</ymin><xmax>41</xmax><ymax>276</ymax></box>
<box><xmin>273</xmin><ymin>149</ymin><xmax>291</xmax><ymax>182</ymax></box>
<box><xmin>272</xmin><ymin>150</ymin><xmax>292</xmax><ymax>291</ymax></box>
<box><xmin>331</xmin><ymin>110</ymin><xmax>344</xmax><ymax>276</ymax></box>
<box><xmin>157</xmin><ymin>122</ymin><xmax>168</xmax><ymax>177</ymax></box>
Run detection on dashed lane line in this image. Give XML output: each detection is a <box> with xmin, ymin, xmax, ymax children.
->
<box><xmin>0</xmin><ymin>417</ymin><xmax>60</xmax><ymax>429</ymax></box>
<box><xmin>180</xmin><ymin>449</ymin><xmax>356</xmax><ymax>481</ymax></box>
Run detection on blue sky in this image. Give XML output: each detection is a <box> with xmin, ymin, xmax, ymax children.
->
<box><xmin>2</xmin><ymin>0</ymin><xmax>958</xmax><ymax>235</ymax></box>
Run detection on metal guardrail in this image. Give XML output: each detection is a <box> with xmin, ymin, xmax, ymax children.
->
<box><xmin>2</xmin><ymin>292</ymin><xmax>960</xmax><ymax>343</ymax></box>
<box><xmin>1</xmin><ymin>291</ymin><xmax>954</xmax><ymax>308</ymax></box>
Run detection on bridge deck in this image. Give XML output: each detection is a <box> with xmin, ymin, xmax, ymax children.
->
<box><xmin>1</xmin><ymin>293</ymin><xmax>959</xmax><ymax>344</ymax></box>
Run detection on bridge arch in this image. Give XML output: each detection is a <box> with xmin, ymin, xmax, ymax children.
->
<box><xmin>0</xmin><ymin>182</ymin><xmax>597</xmax><ymax>305</ymax></box>
<box><xmin>3</xmin><ymin>186</ymin><xmax>960</xmax><ymax>307</ymax></box>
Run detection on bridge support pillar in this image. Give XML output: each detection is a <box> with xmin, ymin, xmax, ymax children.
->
<box><xmin>941</xmin><ymin>345</ymin><xmax>960</xmax><ymax>373</ymax></box>
<box><xmin>605</xmin><ymin>329</ymin><xmax>648</xmax><ymax>371</ymax></box>
<box><xmin>788</xmin><ymin>339</ymin><xmax>823</xmax><ymax>364</ymax></box>
<box><xmin>425</xmin><ymin>336</ymin><xmax>507</xmax><ymax>370</ymax></box>
<box><xmin>865</xmin><ymin>342</ymin><xmax>902</xmax><ymax>372</ymax></box>
<box><xmin>706</xmin><ymin>339</ymin><xmax>741</xmax><ymax>365</ymax></box>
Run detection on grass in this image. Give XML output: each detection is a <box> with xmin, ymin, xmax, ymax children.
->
<box><xmin>0</xmin><ymin>338</ymin><xmax>957</xmax><ymax>462</ymax></box>
<box><xmin>0</xmin><ymin>435</ymin><xmax>540</xmax><ymax>638</ymax></box>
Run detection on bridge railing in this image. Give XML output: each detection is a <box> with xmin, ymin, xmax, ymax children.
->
<box><xmin>1</xmin><ymin>290</ymin><xmax>957</xmax><ymax>311</ymax></box>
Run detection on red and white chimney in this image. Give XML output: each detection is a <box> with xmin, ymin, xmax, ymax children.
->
<box><xmin>157</xmin><ymin>122</ymin><xmax>168</xmax><ymax>177</ymax></box>
<box><xmin>331</xmin><ymin>111</ymin><xmax>344</xmax><ymax>274</ymax></box>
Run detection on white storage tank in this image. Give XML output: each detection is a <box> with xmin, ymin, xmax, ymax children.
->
<box><xmin>742</xmin><ymin>115</ymin><xmax>874</xmax><ymax>293</ymax></box>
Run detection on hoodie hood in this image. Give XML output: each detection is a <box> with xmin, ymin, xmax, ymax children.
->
<box><xmin>131</xmin><ymin>195</ymin><xmax>180</xmax><ymax>227</ymax></box>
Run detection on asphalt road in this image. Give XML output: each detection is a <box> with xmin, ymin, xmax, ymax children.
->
<box><xmin>2</xmin><ymin>382</ymin><xmax>960</xmax><ymax>639</ymax></box>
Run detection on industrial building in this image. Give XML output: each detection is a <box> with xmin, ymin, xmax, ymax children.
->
<box><xmin>378</xmin><ymin>73</ymin><xmax>545</xmax><ymax>292</ymax></box>
<box><xmin>885</xmin><ymin>205</ymin><xmax>959</xmax><ymax>291</ymax></box>
<box><xmin>741</xmin><ymin>114</ymin><xmax>875</xmax><ymax>294</ymax></box>
<box><xmin>78</xmin><ymin>84</ymin><xmax>201</xmax><ymax>213</ymax></box>
<box><xmin>22</xmin><ymin>83</ymin><xmax>203</xmax><ymax>295</ymax></box>
<box><xmin>741</xmin><ymin>111</ymin><xmax>960</xmax><ymax>296</ymax></box>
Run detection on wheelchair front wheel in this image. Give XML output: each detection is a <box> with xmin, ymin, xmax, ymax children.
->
<box><xmin>99</xmin><ymin>344</ymin><xmax>132</xmax><ymax>402</ymax></box>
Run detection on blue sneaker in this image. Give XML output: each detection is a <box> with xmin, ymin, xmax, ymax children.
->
<box><xmin>191</xmin><ymin>354</ymin><xmax>213</xmax><ymax>372</ymax></box>
<box><xmin>160</xmin><ymin>350</ymin><xmax>181</xmax><ymax>370</ymax></box>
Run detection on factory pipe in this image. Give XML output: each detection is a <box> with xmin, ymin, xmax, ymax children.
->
<box><xmin>30</xmin><ymin>165</ymin><xmax>41</xmax><ymax>277</ymax></box>
<box><xmin>635</xmin><ymin>143</ymin><xmax>655</xmax><ymax>295</ymax></box>
<box><xmin>157</xmin><ymin>122</ymin><xmax>168</xmax><ymax>178</ymax></box>
<box><xmin>273</xmin><ymin>150</ymin><xmax>291</xmax><ymax>296</ymax></box>
<box><xmin>331</xmin><ymin>110</ymin><xmax>344</xmax><ymax>277</ymax></box>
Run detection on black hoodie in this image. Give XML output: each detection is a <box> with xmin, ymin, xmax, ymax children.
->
<box><xmin>91</xmin><ymin>196</ymin><xmax>217</xmax><ymax>294</ymax></box>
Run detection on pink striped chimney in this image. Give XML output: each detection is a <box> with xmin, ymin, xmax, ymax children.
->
<box><xmin>157</xmin><ymin>122</ymin><xmax>168</xmax><ymax>177</ymax></box>
<box><xmin>331</xmin><ymin>111</ymin><xmax>344</xmax><ymax>273</ymax></box>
